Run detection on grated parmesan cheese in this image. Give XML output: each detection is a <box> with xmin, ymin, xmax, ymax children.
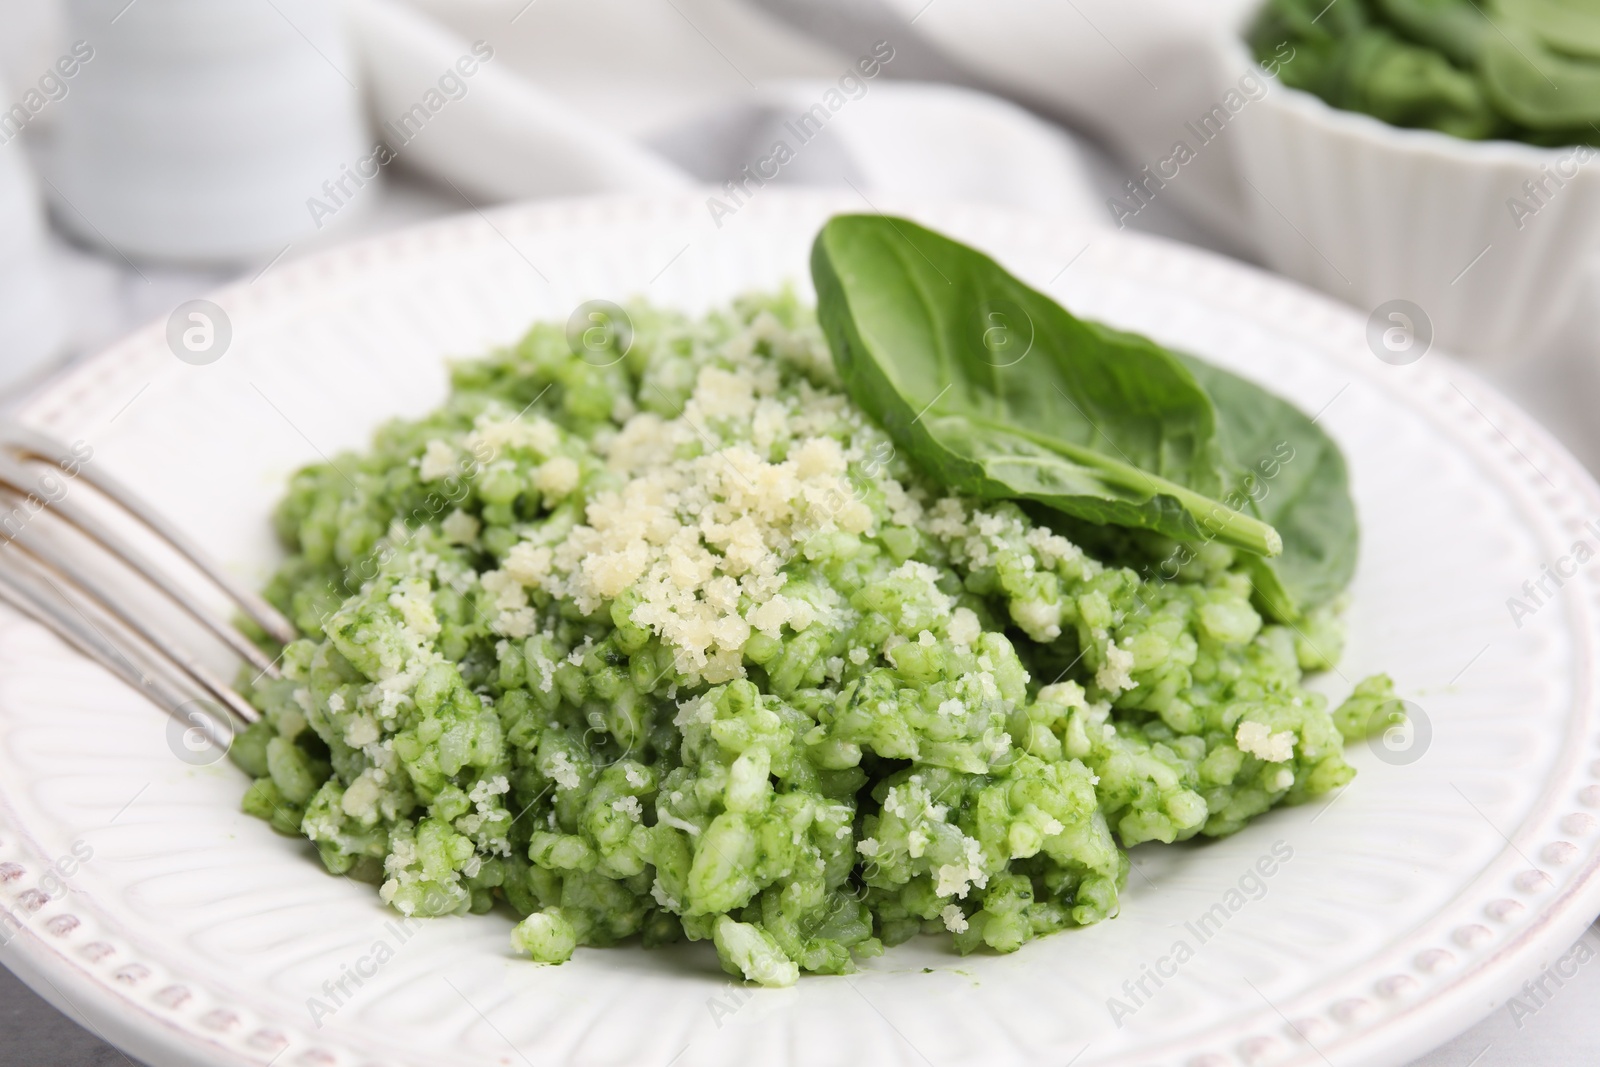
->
<box><xmin>1236</xmin><ymin>721</ymin><xmax>1297</xmax><ymax>763</ymax></box>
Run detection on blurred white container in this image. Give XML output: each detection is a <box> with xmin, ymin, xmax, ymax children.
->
<box><xmin>0</xmin><ymin>66</ymin><xmax>65</xmax><ymax>393</ymax></box>
<box><xmin>1225</xmin><ymin>37</ymin><xmax>1600</xmax><ymax>363</ymax></box>
<box><xmin>0</xmin><ymin>0</ymin><xmax>65</xmax><ymax>103</ymax></box>
<box><xmin>52</xmin><ymin>0</ymin><xmax>371</xmax><ymax>263</ymax></box>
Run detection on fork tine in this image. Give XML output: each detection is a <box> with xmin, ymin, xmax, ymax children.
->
<box><xmin>0</xmin><ymin>530</ymin><xmax>265</xmax><ymax>725</ymax></box>
<box><xmin>0</xmin><ymin>454</ymin><xmax>283</xmax><ymax>676</ymax></box>
<box><xmin>0</xmin><ymin>558</ymin><xmax>253</xmax><ymax>744</ymax></box>
<box><xmin>0</xmin><ymin>425</ymin><xmax>298</xmax><ymax>644</ymax></box>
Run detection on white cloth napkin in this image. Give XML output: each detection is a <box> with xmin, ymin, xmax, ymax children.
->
<box><xmin>343</xmin><ymin>0</ymin><xmax>1110</xmax><ymax>227</ymax></box>
<box><xmin>873</xmin><ymin>0</ymin><xmax>1261</xmax><ymax>241</ymax></box>
<box><xmin>344</xmin><ymin>0</ymin><xmax>694</xmax><ymax>201</ymax></box>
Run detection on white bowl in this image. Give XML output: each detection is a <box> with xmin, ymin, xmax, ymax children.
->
<box><xmin>1225</xmin><ymin>34</ymin><xmax>1600</xmax><ymax>362</ymax></box>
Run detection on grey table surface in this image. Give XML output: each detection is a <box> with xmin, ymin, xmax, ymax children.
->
<box><xmin>3</xmin><ymin>124</ymin><xmax>1599</xmax><ymax>1067</ymax></box>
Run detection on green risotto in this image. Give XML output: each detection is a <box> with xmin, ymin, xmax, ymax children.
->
<box><xmin>231</xmin><ymin>289</ymin><xmax>1396</xmax><ymax>986</ymax></box>
<box><xmin>1252</xmin><ymin>0</ymin><xmax>1600</xmax><ymax>146</ymax></box>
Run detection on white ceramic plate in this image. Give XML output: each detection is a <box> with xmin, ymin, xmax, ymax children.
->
<box><xmin>3</xmin><ymin>191</ymin><xmax>1599</xmax><ymax>1067</ymax></box>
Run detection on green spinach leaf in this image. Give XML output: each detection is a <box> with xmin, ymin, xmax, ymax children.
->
<box><xmin>1481</xmin><ymin>16</ymin><xmax>1600</xmax><ymax>128</ymax></box>
<box><xmin>1176</xmin><ymin>355</ymin><xmax>1359</xmax><ymax>620</ymax></box>
<box><xmin>810</xmin><ymin>214</ymin><xmax>1283</xmax><ymax>558</ymax></box>
<box><xmin>1375</xmin><ymin>0</ymin><xmax>1489</xmax><ymax>66</ymax></box>
<box><xmin>1498</xmin><ymin>0</ymin><xmax>1600</xmax><ymax>60</ymax></box>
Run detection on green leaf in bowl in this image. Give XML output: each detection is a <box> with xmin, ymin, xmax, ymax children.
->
<box><xmin>1336</xmin><ymin>26</ymin><xmax>1503</xmax><ymax>138</ymax></box>
<box><xmin>1375</xmin><ymin>0</ymin><xmax>1491</xmax><ymax>66</ymax></box>
<box><xmin>1496</xmin><ymin>0</ymin><xmax>1600</xmax><ymax>60</ymax></box>
<box><xmin>1480</xmin><ymin>16</ymin><xmax>1600</xmax><ymax>128</ymax></box>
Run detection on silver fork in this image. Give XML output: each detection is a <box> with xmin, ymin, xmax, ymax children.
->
<box><xmin>0</xmin><ymin>426</ymin><xmax>299</xmax><ymax>745</ymax></box>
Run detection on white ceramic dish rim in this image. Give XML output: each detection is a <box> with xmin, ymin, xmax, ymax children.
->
<box><xmin>0</xmin><ymin>190</ymin><xmax>1598</xmax><ymax>1067</ymax></box>
<box><xmin>1219</xmin><ymin>31</ymin><xmax>1597</xmax><ymax>169</ymax></box>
